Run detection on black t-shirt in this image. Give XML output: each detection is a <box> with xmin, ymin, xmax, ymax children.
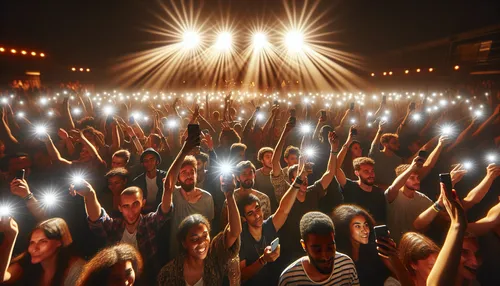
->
<box><xmin>340</xmin><ymin>179</ymin><xmax>387</xmax><ymax>223</ymax></box>
<box><xmin>278</xmin><ymin>180</ymin><xmax>325</xmax><ymax>266</ymax></box>
<box><xmin>356</xmin><ymin>243</ymin><xmax>391</xmax><ymax>286</ymax></box>
<box><xmin>239</xmin><ymin>216</ymin><xmax>278</xmax><ymax>286</ymax></box>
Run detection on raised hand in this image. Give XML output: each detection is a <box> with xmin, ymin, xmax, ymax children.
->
<box><xmin>58</xmin><ymin>128</ymin><xmax>69</xmax><ymax>140</ymax></box>
<box><xmin>10</xmin><ymin>178</ymin><xmax>31</xmax><ymax>198</ymax></box>
<box><xmin>69</xmin><ymin>180</ymin><xmax>95</xmax><ymax>198</ymax></box>
<box><xmin>220</xmin><ymin>174</ymin><xmax>236</xmax><ymax>195</ymax></box>
<box><xmin>450</xmin><ymin>164</ymin><xmax>467</xmax><ymax>186</ymax></box>
<box><xmin>328</xmin><ymin>131</ymin><xmax>340</xmax><ymax>152</ymax></box>
<box><xmin>486</xmin><ymin>164</ymin><xmax>500</xmax><ymax>180</ymax></box>
<box><xmin>0</xmin><ymin>217</ymin><xmax>19</xmax><ymax>239</ymax></box>
<box><xmin>375</xmin><ymin>236</ymin><xmax>398</xmax><ymax>259</ymax></box>
<box><xmin>262</xmin><ymin>245</ymin><xmax>280</xmax><ymax>263</ymax></box>
<box><xmin>200</xmin><ymin>132</ymin><xmax>214</xmax><ymax>150</ymax></box>
<box><xmin>440</xmin><ymin>182</ymin><xmax>467</xmax><ymax>225</ymax></box>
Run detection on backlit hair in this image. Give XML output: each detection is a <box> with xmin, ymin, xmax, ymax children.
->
<box><xmin>112</xmin><ymin>149</ymin><xmax>131</xmax><ymax>164</ymax></box>
<box><xmin>352</xmin><ymin>157</ymin><xmax>375</xmax><ymax>171</ymax></box>
<box><xmin>105</xmin><ymin>167</ymin><xmax>129</xmax><ymax>180</ymax></box>
<box><xmin>181</xmin><ymin>155</ymin><xmax>198</xmax><ymax>171</ymax></box>
<box><xmin>395</xmin><ymin>164</ymin><xmax>411</xmax><ymax>177</ymax></box>
<box><xmin>380</xmin><ymin>133</ymin><xmax>399</xmax><ymax>145</ymax></box>
<box><xmin>120</xmin><ymin>186</ymin><xmax>143</xmax><ymax>199</ymax></box>
<box><xmin>235</xmin><ymin>160</ymin><xmax>256</xmax><ymax>175</ymax></box>
<box><xmin>284</xmin><ymin>145</ymin><xmax>300</xmax><ymax>159</ymax></box>
<box><xmin>257</xmin><ymin>147</ymin><xmax>274</xmax><ymax>161</ymax></box>
<box><xmin>398</xmin><ymin>232</ymin><xmax>440</xmax><ymax>276</ymax></box>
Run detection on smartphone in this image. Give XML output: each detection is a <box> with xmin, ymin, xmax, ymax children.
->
<box><xmin>290</xmin><ymin>108</ymin><xmax>296</xmax><ymax>118</ymax></box>
<box><xmin>350</xmin><ymin>128</ymin><xmax>358</xmax><ymax>136</ymax></box>
<box><xmin>382</xmin><ymin>96</ymin><xmax>387</xmax><ymax>104</ymax></box>
<box><xmin>187</xmin><ymin>124</ymin><xmax>201</xmax><ymax>146</ymax></box>
<box><xmin>439</xmin><ymin>173</ymin><xmax>453</xmax><ymax>198</ymax></box>
<box><xmin>320</xmin><ymin>110</ymin><xmax>327</xmax><ymax>120</ymax></box>
<box><xmin>221</xmin><ymin>173</ymin><xmax>233</xmax><ymax>192</ymax></box>
<box><xmin>289</xmin><ymin>116</ymin><xmax>296</xmax><ymax>127</ymax></box>
<box><xmin>273</xmin><ymin>100</ymin><xmax>279</xmax><ymax>105</ymax></box>
<box><xmin>15</xmin><ymin>169</ymin><xmax>25</xmax><ymax>180</ymax></box>
<box><xmin>129</xmin><ymin>116</ymin><xmax>135</xmax><ymax>124</ymax></box>
<box><xmin>374</xmin><ymin>225</ymin><xmax>390</xmax><ymax>240</ymax></box>
<box><xmin>418</xmin><ymin>150</ymin><xmax>428</xmax><ymax>159</ymax></box>
<box><xmin>349</xmin><ymin>102</ymin><xmax>355</xmax><ymax>111</ymax></box>
<box><xmin>106</xmin><ymin>115</ymin><xmax>113</xmax><ymax>125</ymax></box>
<box><xmin>270</xmin><ymin>237</ymin><xmax>279</xmax><ymax>252</ymax></box>
<box><xmin>409</xmin><ymin>102</ymin><xmax>416</xmax><ymax>111</ymax></box>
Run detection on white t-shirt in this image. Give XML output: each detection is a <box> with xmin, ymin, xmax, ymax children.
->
<box><xmin>121</xmin><ymin>229</ymin><xmax>138</xmax><ymax>249</ymax></box>
<box><xmin>146</xmin><ymin>175</ymin><xmax>158</xmax><ymax>205</ymax></box>
<box><xmin>186</xmin><ymin>278</ymin><xmax>203</xmax><ymax>286</ymax></box>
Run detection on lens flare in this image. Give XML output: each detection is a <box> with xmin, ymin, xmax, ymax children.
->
<box><xmin>182</xmin><ymin>31</ymin><xmax>200</xmax><ymax>49</ymax></box>
<box><xmin>285</xmin><ymin>30</ymin><xmax>304</xmax><ymax>52</ymax></box>
<box><xmin>215</xmin><ymin>32</ymin><xmax>232</xmax><ymax>51</ymax></box>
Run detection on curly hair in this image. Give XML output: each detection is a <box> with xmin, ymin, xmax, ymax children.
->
<box><xmin>76</xmin><ymin>243</ymin><xmax>143</xmax><ymax>286</ymax></box>
<box><xmin>300</xmin><ymin>212</ymin><xmax>335</xmax><ymax>241</ymax></box>
<box><xmin>331</xmin><ymin>205</ymin><xmax>375</xmax><ymax>257</ymax></box>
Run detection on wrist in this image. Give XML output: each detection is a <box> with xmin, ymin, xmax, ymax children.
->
<box><xmin>22</xmin><ymin>192</ymin><xmax>33</xmax><ymax>201</ymax></box>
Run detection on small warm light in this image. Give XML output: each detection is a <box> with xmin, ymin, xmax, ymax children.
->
<box><xmin>428</xmin><ymin>68</ymin><xmax>433</xmax><ymax>72</ymax></box>
<box><xmin>416</xmin><ymin>68</ymin><xmax>421</xmax><ymax>73</ymax></box>
<box><xmin>86</xmin><ymin>68</ymin><xmax>90</xmax><ymax>72</ymax></box>
<box><xmin>71</xmin><ymin>67</ymin><xmax>76</xmax><ymax>71</ymax></box>
<box><xmin>383</xmin><ymin>72</ymin><xmax>387</xmax><ymax>76</ymax></box>
<box><xmin>40</xmin><ymin>53</ymin><xmax>45</xmax><ymax>57</ymax></box>
<box><xmin>31</xmin><ymin>51</ymin><xmax>36</xmax><ymax>56</ymax></box>
<box><xmin>454</xmin><ymin>65</ymin><xmax>460</xmax><ymax>70</ymax></box>
<box><xmin>371</xmin><ymin>73</ymin><xmax>375</xmax><ymax>77</ymax></box>
<box><xmin>405</xmin><ymin>70</ymin><xmax>409</xmax><ymax>74</ymax></box>
<box><xmin>0</xmin><ymin>47</ymin><xmax>5</xmax><ymax>52</ymax></box>
<box><xmin>21</xmin><ymin>50</ymin><xmax>27</xmax><ymax>55</ymax></box>
<box><xmin>389</xmin><ymin>71</ymin><xmax>393</xmax><ymax>75</ymax></box>
<box><xmin>79</xmin><ymin>68</ymin><xmax>84</xmax><ymax>72</ymax></box>
<box><xmin>10</xmin><ymin>49</ymin><xmax>17</xmax><ymax>54</ymax></box>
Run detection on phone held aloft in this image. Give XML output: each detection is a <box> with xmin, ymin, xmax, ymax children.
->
<box><xmin>187</xmin><ymin>124</ymin><xmax>201</xmax><ymax>146</ymax></box>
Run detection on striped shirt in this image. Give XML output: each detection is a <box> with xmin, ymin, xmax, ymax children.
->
<box><xmin>279</xmin><ymin>252</ymin><xmax>360</xmax><ymax>286</ymax></box>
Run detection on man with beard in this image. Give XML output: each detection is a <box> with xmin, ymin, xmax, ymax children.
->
<box><xmin>74</xmin><ymin>178</ymin><xmax>173</xmax><ymax>284</ymax></box>
<box><xmin>279</xmin><ymin>212</ymin><xmax>359</xmax><ymax>285</ymax></box>
<box><xmin>368</xmin><ymin>121</ymin><xmax>403</xmax><ymax>189</ymax></box>
<box><xmin>384</xmin><ymin>158</ymin><xmax>434</xmax><ymax>243</ymax></box>
<box><xmin>336</xmin><ymin>157</ymin><xmax>387</xmax><ymax>223</ymax></box>
<box><xmin>221</xmin><ymin>160</ymin><xmax>272</xmax><ymax>227</ymax></box>
<box><xmin>254</xmin><ymin>147</ymin><xmax>278</xmax><ymax>211</ymax></box>
<box><xmin>165</xmin><ymin>143</ymin><xmax>214</xmax><ymax>260</ymax></box>
<box><xmin>238</xmin><ymin>161</ymin><xmax>308</xmax><ymax>286</ymax></box>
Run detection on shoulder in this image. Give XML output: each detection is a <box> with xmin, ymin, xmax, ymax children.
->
<box><xmin>157</xmin><ymin>257</ymin><xmax>183</xmax><ymax>284</ymax></box>
<box><xmin>159</xmin><ymin>169</ymin><xmax>167</xmax><ymax>176</ymax></box>
<box><xmin>252</xmin><ymin>189</ymin><xmax>270</xmax><ymax>200</ymax></box>
<box><xmin>279</xmin><ymin>257</ymin><xmax>306</xmax><ymax>284</ymax></box>
<box><xmin>415</xmin><ymin>191</ymin><xmax>432</xmax><ymax>201</ymax></box>
<box><xmin>132</xmin><ymin>173</ymin><xmax>144</xmax><ymax>182</ymax></box>
<box><xmin>198</xmin><ymin>188</ymin><xmax>214</xmax><ymax>199</ymax></box>
<box><xmin>334</xmin><ymin>252</ymin><xmax>357</xmax><ymax>271</ymax></box>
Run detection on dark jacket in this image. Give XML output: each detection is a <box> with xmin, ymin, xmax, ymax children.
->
<box><xmin>132</xmin><ymin>169</ymin><xmax>167</xmax><ymax>209</ymax></box>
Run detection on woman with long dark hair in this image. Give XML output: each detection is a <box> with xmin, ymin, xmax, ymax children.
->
<box><xmin>0</xmin><ymin>217</ymin><xmax>84</xmax><ymax>286</ymax></box>
<box><xmin>76</xmin><ymin>243</ymin><xmax>143</xmax><ymax>286</ymax></box>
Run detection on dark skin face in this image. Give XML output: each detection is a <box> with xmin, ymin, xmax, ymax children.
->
<box><xmin>301</xmin><ymin>232</ymin><xmax>336</xmax><ymax>275</ymax></box>
<box><xmin>183</xmin><ymin>223</ymin><xmax>211</xmax><ymax>260</ymax></box>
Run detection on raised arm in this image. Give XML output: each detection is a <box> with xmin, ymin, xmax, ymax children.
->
<box><xmin>80</xmin><ymin>131</ymin><xmax>105</xmax><ymax>165</ymax></box>
<box><xmin>10</xmin><ymin>179</ymin><xmax>47</xmax><ymax>222</ymax></box>
<box><xmin>369</xmin><ymin>120</ymin><xmax>385</xmax><ymax>156</ymax></box>
<box><xmin>445</xmin><ymin>119</ymin><xmax>476</xmax><ymax>153</ymax></box>
<box><xmin>0</xmin><ymin>218</ymin><xmax>20</xmax><ymax>283</ymax></box>
<box><xmin>62</xmin><ymin>97</ymin><xmax>76</xmax><ymax>130</ymax></box>
<box><xmin>413</xmin><ymin>194</ymin><xmax>443</xmax><ymax>232</ymax></box>
<box><xmin>44</xmin><ymin>133</ymin><xmax>72</xmax><ymax>166</ymax></box>
<box><xmin>396</xmin><ymin>103</ymin><xmax>414</xmax><ymax>135</ymax></box>
<box><xmin>319</xmin><ymin>132</ymin><xmax>340</xmax><ymax>191</ymax></box>
<box><xmin>418</xmin><ymin>136</ymin><xmax>447</xmax><ymax>179</ymax></box>
<box><xmin>471</xmin><ymin>104</ymin><xmax>499</xmax><ymax>138</ymax></box>
<box><xmin>221</xmin><ymin>175</ymin><xmax>242</xmax><ymax>248</ymax></box>
<box><xmin>426</xmin><ymin>183</ymin><xmax>467</xmax><ymax>286</ymax></box>
<box><xmin>337</xmin><ymin>126</ymin><xmax>355</xmax><ymax>168</ymax></box>
<box><xmin>272</xmin><ymin>119</ymin><xmax>294</xmax><ymax>177</ymax></box>
<box><xmin>462</xmin><ymin>164</ymin><xmax>500</xmax><ymax>210</ymax></box>
<box><xmin>71</xmin><ymin>180</ymin><xmax>103</xmax><ymax>222</ymax></box>
<box><xmin>164</xmin><ymin>133</ymin><xmax>198</xmax><ymax>194</ymax></box>
<box><xmin>386</xmin><ymin>157</ymin><xmax>423</xmax><ymax>203</ymax></box>
<box><xmin>467</xmin><ymin>201</ymin><xmax>500</xmax><ymax>236</ymax></box>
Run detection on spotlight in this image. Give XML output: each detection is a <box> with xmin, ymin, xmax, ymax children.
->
<box><xmin>47</xmin><ymin>111</ymin><xmax>54</xmax><ymax>117</ymax></box>
<box><xmin>429</xmin><ymin>68</ymin><xmax>434</xmax><ymax>72</ymax></box>
<box><xmin>39</xmin><ymin>97</ymin><xmax>48</xmax><ymax>105</ymax></box>
<box><xmin>474</xmin><ymin>109</ymin><xmax>483</xmax><ymax>118</ymax></box>
<box><xmin>31</xmin><ymin>51</ymin><xmax>36</xmax><ymax>56</ymax></box>
<box><xmin>1</xmin><ymin>97</ymin><xmax>8</xmax><ymax>104</ymax></box>
<box><xmin>285</xmin><ymin>30</ymin><xmax>304</xmax><ymax>52</ymax></box>
<box><xmin>350</xmin><ymin>118</ymin><xmax>356</xmax><ymax>124</ymax></box>
<box><xmin>371</xmin><ymin>73</ymin><xmax>375</xmax><ymax>77</ymax></box>
<box><xmin>71</xmin><ymin>174</ymin><xmax>85</xmax><ymax>185</ymax></box>
<box><xmin>167</xmin><ymin>119</ymin><xmax>178</xmax><ymax>128</ymax></box>
<box><xmin>17</xmin><ymin>112</ymin><xmax>25</xmax><ymax>118</ymax></box>
<box><xmin>454</xmin><ymin>65</ymin><xmax>460</xmax><ymax>70</ymax></box>
<box><xmin>405</xmin><ymin>70</ymin><xmax>409</xmax><ymax>74</ymax></box>
<box><xmin>416</xmin><ymin>68</ymin><xmax>421</xmax><ymax>73</ymax></box>
<box><xmin>215</xmin><ymin>32</ymin><xmax>232</xmax><ymax>51</ymax></box>
<box><xmin>182</xmin><ymin>31</ymin><xmax>200</xmax><ymax>49</ymax></box>
<box><xmin>252</xmin><ymin>32</ymin><xmax>268</xmax><ymax>50</ymax></box>
<box><xmin>217</xmin><ymin>162</ymin><xmax>234</xmax><ymax>176</ymax></box>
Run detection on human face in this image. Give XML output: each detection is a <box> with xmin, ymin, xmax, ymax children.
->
<box><xmin>291</xmin><ymin>170</ymin><xmax>308</xmax><ymax>193</ymax></box>
<box><xmin>405</xmin><ymin>172</ymin><xmax>420</xmax><ymax>191</ymax></box>
<box><xmin>108</xmin><ymin>176</ymin><xmax>127</xmax><ymax>195</ymax></box>
<box><xmin>412</xmin><ymin>253</ymin><xmax>437</xmax><ymax>281</ymax></box>
<box><xmin>119</xmin><ymin>193</ymin><xmax>144</xmax><ymax>226</ymax></box>
<box><xmin>302</xmin><ymin>232</ymin><xmax>336</xmax><ymax>275</ymax></box>
<box><xmin>243</xmin><ymin>201</ymin><xmax>264</xmax><ymax>228</ymax></box>
<box><xmin>107</xmin><ymin>260</ymin><xmax>136</xmax><ymax>286</ymax></box>
<box><xmin>350</xmin><ymin>215</ymin><xmax>369</xmax><ymax>245</ymax></box>
<box><xmin>261</xmin><ymin>152</ymin><xmax>273</xmax><ymax>169</ymax></box>
<box><xmin>458</xmin><ymin>239</ymin><xmax>480</xmax><ymax>281</ymax></box>
<box><xmin>183</xmin><ymin>223</ymin><xmax>211</xmax><ymax>260</ymax></box>
<box><xmin>196</xmin><ymin>159</ymin><xmax>206</xmax><ymax>172</ymax></box>
<box><xmin>355</xmin><ymin>164</ymin><xmax>375</xmax><ymax>186</ymax></box>
<box><xmin>237</xmin><ymin>150</ymin><xmax>246</xmax><ymax>162</ymax></box>
<box><xmin>285</xmin><ymin>154</ymin><xmax>298</xmax><ymax>167</ymax></box>
<box><xmin>350</xmin><ymin>143</ymin><xmax>362</xmax><ymax>158</ymax></box>
<box><xmin>79</xmin><ymin>146</ymin><xmax>92</xmax><ymax>162</ymax></box>
<box><xmin>28</xmin><ymin>229</ymin><xmax>62</xmax><ymax>264</ymax></box>
<box><xmin>112</xmin><ymin>156</ymin><xmax>127</xmax><ymax>169</ymax></box>
<box><xmin>238</xmin><ymin>167</ymin><xmax>255</xmax><ymax>189</ymax></box>
<box><xmin>141</xmin><ymin>154</ymin><xmax>157</xmax><ymax>173</ymax></box>
<box><xmin>179</xmin><ymin>165</ymin><xmax>197</xmax><ymax>192</ymax></box>
<box><xmin>387</xmin><ymin>138</ymin><xmax>400</xmax><ymax>152</ymax></box>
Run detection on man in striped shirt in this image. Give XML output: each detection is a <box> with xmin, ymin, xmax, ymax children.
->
<box><xmin>279</xmin><ymin>212</ymin><xmax>360</xmax><ymax>286</ymax></box>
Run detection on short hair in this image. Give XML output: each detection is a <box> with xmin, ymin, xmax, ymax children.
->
<box><xmin>380</xmin><ymin>133</ymin><xmax>399</xmax><ymax>145</ymax></box>
<box><xmin>195</xmin><ymin>152</ymin><xmax>209</xmax><ymax>163</ymax></box>
<box><xmin>352</xmin><ymin>157</ymin><xmax>375</xmax><ymax>171</ymax></box>
<box><xmin>76</xmin><ymin>243</ymin><xmax>143</xmax><ymax>286</ymax></box>
<box><xmin>300</xmin><ymin>212</ymin><xmax>335</xmax><ymax>241</ymax></box>
<box><xmin>230</xmin><ymin>143</ymin><xmax>247</xmax><ymax>153</ymax></box>
<box><xmin>236</xmin><ymin>194</ymin><xmax>261</xmax><ymax>218</ymax></box>
<box><xmin>284</xmin><ymin>145</ymin><xmax>300</xmax><ymax>159</ymax></box>
<box><xmin>398</xmin><ymin>232</ymin><xmax>440</xmax><ymax>276</ymax></box>
<box><xmin>112</xmin><ymin>149</ymin><xmax>131</xmax><ymax>164</ymax></box>
<box><xmin>395</xmin><ymin>164</ymin><xmax>411</xmax><ymax>177</ymax></box>
<box><xmin>288</xmin><ymin>164</ymin><xmax>299</xmax><ymax>182</ymax></box>
<box><xmin>180</xmin><ymin>155</ymin><xmax>197</xmax><ymax>171</ymax></box>
<box><xmin>105</xmin><ymin>168</ymin><xmax>129</xmax><ymax>180</ymax></box>
<box><xmin>257</xmin><ymin>147</ymin><xmax>274</xmax><ymax>161</ymax></box>
<box><xmin>235</xmin><ymin>160</ymin><xmax>256</xmax><ymax>176</ymax></box>
<box><xmin>149</xmin><ymin>134</ymin><xmax>161</xmax><ymax>146</ymax></box>
<box><xmin>76</xmin><ymin>116</ymin><xmax>95</xmax><ymax>129</ymax></box>
<box><xmin>177</xmin><ymin>214</ymin><xmax>211</xmax><ymax>252</ymax></box>
<box><xmin>120</xmin><ymin>186</ymin><xmax>143</xmax><ymax>199</ymax></box>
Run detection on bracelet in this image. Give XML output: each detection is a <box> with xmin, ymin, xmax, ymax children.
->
<box><xmin>432</xmin><ymin>202</ymin><xmax>443</xmax><ymax>212</ymax></box>
<box><xmin>259</xmin><ymin>256</ymin><xmax>267</xmax><ymax>266</ymax></box>
<box><xmin>330</xmin><ymin>151</ymin><xmax>339</xmax><ymax>154</ymax></box>
<box><xmin>294</xmin><ymin>177</ymin><xmax>304</xmax><ymax>186</ymax></box>
<box><xmin>292</xmin><ymin>184</ymin><xmax>301</xmax><ymax>189</ymax></box>
<box><xmin>23</xmin><ymin>193</ymin><xmax>34</xmax><ymax>201</ymax></box>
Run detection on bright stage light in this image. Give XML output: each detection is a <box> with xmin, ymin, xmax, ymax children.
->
<box><xmin>34</xmin><ymin>125</ymin><xmax>47</xmax><ymax>135</ymax></box>
<box><xmin>285</xmin><ymin>30</ymin><xmax>304</xmax><ymax>52</ymax></box>
<box><xmin>72</xmin><ymin>108</ymin><xmax>82</xmax><ymax>116</ymax></box>
<box><xmin>103</xmin><ymin>106</ymin><xmax>114</xmax><ymax>116</ymax></box>
<box><xmin>304</xmin><ymin>147</ymin><xmax>316</xmax><ymax>157</ymax></box>
<box><xmin>167</xmin><ymin>119</ymin><xmax>178</xmax><ymax>128</ymax></box>
<box><xmin>182</xmin><ymin>31</ymin><xmax>200</xmax><ymax>49</ymax></box>
<box><xmin>215</xmin><ymin>32</ymin><xmax>232</xmax><ymax>51</ymax></box>
<box><xmin>256</xmin><ymin>112</ymin><xmax>265</xmax><ymax>121</ymax></box>
<box><xmin>252</xmin><ymin>32</ymin><xmax>268</xmax><ymax>50</ymax></box>
<box><xmin>412</xmin><ymin>113</ymin><xmax>422</xmax><ymax>121</ymax></box>
<box><xmin>17</xmin><ymin>112</ymin><xmax>25</xmax><ymax>118</ymax></box>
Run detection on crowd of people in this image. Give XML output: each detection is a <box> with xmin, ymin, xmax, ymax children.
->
<box><xmin>0</xmin><ymin>86</ymin><xmax>499</xmax><ymax>285</ymax></box>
